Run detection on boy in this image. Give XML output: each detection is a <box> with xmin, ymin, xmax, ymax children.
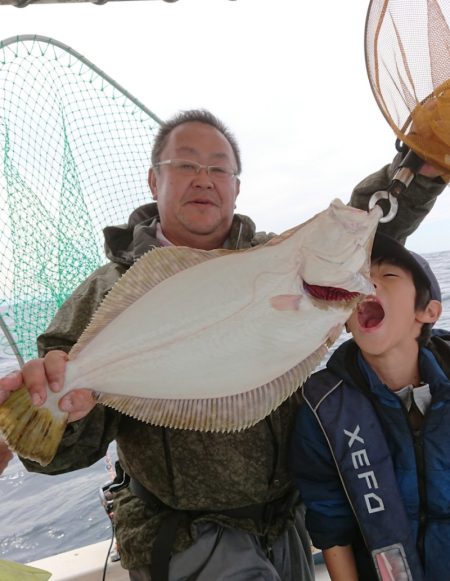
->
<box><xmin>290</xmin><ymin>232</ymin><xmax>449</xmax><ymax>581</ymax></box>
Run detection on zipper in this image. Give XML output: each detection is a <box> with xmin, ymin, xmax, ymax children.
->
<box><xmin>404</xmin><ymin>404</ymin><xmax>427</xmax><ymax>565</ymax></box>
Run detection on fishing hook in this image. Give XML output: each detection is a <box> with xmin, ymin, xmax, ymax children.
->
<box><xmin>368</xmin><ymin>190</ymin><xmax>399</xmax><ymax>223</ymax></box>
<box><xmin>368</xmin><ymin>148</ymin><xmax>424</xmax><ymax>223</ymax></box>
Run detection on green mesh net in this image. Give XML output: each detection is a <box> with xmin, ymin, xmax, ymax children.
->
<box><xmin>0</xmin><ymin>35</ymin><xmax>162</xmax><ymax>365</ymax></box>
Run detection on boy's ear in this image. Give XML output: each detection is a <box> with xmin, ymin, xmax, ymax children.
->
<box><xmin>416</xmin><ymin>300</ymin><xmax>442</xmax><ymax>325</ymax></box>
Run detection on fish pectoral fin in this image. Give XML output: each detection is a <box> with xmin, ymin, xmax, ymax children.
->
<box><xmin>325</xmin><ymin>323</ymin><xmax>344</xmax><ymax>347</ymax></box>
<box><xmin>0</xmin><ymin>387</ymin><xmax>68</xmax><ymax>466</ymax></box>
<box><xmin>270</xmin><ymin>294</ymin><xmax>303</xmax><ymax>311</ymax></box>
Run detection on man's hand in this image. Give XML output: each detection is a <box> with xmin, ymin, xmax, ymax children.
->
<box><xmin>0</xmin><ymin>350</ymin><xmax>96</xmax><ymax>422</ymax></box>
<box><xmin>0</xmin><ymin>350</ymin><xmax>68</xmax><ymax>407</ymax></box>
<box><xmin>0</xmin><ymin>439</ymin><xmax>13</xmax><ymax>474</ymax></box>
<box><xmin>418</xmin><ymin>161</ymin><xmax>446</xmax><ymax>179</ymax></box>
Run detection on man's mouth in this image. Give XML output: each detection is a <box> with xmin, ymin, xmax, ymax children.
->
<box><xmin>357</xmin><ymin>297</ymin><xmax>385</xmax><ymax>329</ymax></box>
<box><xmin>187</xmin><ymin>197</ymin><xmax>217</xmax><ymax>206</ymax></box>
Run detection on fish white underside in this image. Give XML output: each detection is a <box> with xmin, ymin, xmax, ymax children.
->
<box><xmin>0</xmin><ymin>200</ymin><xmax>380</xmax><ymax>463</ymax></box>
<box><xmin>63</xmin><ymin>234</ymin><xmax>352</xmax><ymax>399</ymax></box>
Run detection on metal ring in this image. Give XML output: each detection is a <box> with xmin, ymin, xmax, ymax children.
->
<box><xmin>368</xmin><ymin>190</ymin><xmax>399</xmax><ymax>223</ymax></box>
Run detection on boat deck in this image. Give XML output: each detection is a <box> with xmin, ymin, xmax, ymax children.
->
<box><xmin>28</xmin><ymin>540</ymin><xmax>331</xmax><ymax>580</ymax></box>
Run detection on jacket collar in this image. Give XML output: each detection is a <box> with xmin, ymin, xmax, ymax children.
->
<box><xmin>102</xmin><ymin>202</ymin><xmax>258</xmax><ymax>266</ymax></box>
<box><xmin>327</xmin><ymin>339</ymin><xmax>450</xmax><ymax>402</ymax></box>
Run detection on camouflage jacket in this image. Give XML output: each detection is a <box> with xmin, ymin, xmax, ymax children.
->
<box><xmin>22</xmin><ymin>156</ymin><xmax>446</xmax><ymax>569</ymax></box>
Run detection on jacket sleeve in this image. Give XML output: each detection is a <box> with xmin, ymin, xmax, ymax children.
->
<box><xmin>289</xmin><ymin>399</ymin><xmax>358</xmax><ymax>549</ymax></box>
<box><xmin>21</xmin><ymin>262</ymin><xmax>127</xmax><ymax>475</ymax></box>
<box><xmin>349</xmin><ymin>152</ymin><xmax>447</xmax><ymax>244</ymax></box>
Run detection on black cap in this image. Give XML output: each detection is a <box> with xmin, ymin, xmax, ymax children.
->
<box><xmin>371</xmin><ymin>233</ymin><xmax>441</xmax><ymax>302</ymax></box>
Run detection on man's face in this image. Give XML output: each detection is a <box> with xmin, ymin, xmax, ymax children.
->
<box><xmin>148</xmin><ymin>122</ymin><xmax>240</xmax><ymax>250</ymax></box>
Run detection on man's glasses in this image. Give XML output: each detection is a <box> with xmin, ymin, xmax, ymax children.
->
<box><xmin>154</xmin><ymin>159</ymin><xmax>238</xmax><ymax>180</ymax></box>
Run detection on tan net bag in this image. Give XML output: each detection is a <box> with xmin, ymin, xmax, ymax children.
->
<box><xmin>365</xmin><ymin>0</ymin><xmax>450</xmax><ymax>180</ymax></box>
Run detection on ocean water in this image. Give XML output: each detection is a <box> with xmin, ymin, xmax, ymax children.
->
<box><xmin>1</xmin><ymin>250</ymin><xmax>450</xmax><ymax>566</ymax></box>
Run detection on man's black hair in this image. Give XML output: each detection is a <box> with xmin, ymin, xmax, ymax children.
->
<box><xmin>151</xmin><ymin>109</ymin><xmax>242</xmax><ymax>174</ymax></box>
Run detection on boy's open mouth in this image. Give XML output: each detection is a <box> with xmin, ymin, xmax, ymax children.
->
<box><xmin>357</xmin><ymin>298</ymin><xmax>385</xmax><ymax>329</ymax></box>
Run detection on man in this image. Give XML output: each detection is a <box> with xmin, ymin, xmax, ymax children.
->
<box><xmin>0</xmin><ymin>109</ymin><xmax>446</xmax><ymax>580</ymax></box>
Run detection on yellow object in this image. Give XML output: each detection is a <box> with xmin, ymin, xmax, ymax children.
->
<box><xmin>366</xmin><ymin>0</ymin><xmax>450</xmax><ymax>179</ymax></box>
<box><xmin>408</xmin><ymin>81</ymin><xmax>450</xmax><ymax>180</ymax></box>
<box><xmin>0</xmin><ymin>560</ymin><xmax>51</xmax><ymax>581</ymax></box>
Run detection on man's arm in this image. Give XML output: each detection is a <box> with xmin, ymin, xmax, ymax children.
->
<box><xmin>350</xmin><ymin>151</ymin><xmax>447</xmax><ymax>243</ymax></box>
<box><xmin>0</xmin><ymin>262</ymin><xmax>125</xmax><ymax>473</ymax></box>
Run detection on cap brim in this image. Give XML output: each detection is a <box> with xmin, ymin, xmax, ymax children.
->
<box><xmin>371</xmin><ymin>233</ymin><xmax>441</xmax><ymax>302</ymax></box>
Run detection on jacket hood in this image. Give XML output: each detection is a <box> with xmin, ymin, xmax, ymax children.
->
<box><xmin>327</xmin><ymin>335</ymin><xmax>450</xmax><ymax>402</ymax></box>
<box><xmin>102</xmin><ymin>202</ymin><xmax>260</xmax><ymax>266</ymax></box>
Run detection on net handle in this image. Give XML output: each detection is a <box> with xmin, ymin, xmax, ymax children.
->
<box><xmin>0</xmin><ymin>316</ymin><xmax>25</xmax><ymax>368</ymax></box>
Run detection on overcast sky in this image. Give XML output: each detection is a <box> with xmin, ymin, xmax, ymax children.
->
<box><xmin>1</xmin><ymin>0</ymin><xmax>449</xmax><ymax>252</ymax></box>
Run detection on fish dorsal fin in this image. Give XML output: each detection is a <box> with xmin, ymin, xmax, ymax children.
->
<box><xmin>96</xmin><ymin>341</ymin><xmax>328</xmax><ymax>432</ymax></box>
<box><xmin>70</xmin><ymin>245</ymin><xmax>233</xmax><ymax>358</ymax></box>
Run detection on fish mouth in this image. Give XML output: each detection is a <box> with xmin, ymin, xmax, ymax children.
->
<box><xmin>303</xmin><ymin>282</ymin><xmax>361</xmax><ymax>303</ymax></box>
<box><xmin>356</xmin><ymin>297</ymin><xmax>385</xmax><ymax>329</ymax></box>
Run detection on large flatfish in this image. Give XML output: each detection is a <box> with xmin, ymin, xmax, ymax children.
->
<box><xmin>0</xmin><ymin>199</ymin><xmax>381</xmax><ymax>465</ymax></box>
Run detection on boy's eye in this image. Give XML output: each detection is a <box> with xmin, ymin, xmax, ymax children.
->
<box><xmin>383</xmin><ymin>272</ymin><xmax>399</xmax><ymax>278</ymax></box>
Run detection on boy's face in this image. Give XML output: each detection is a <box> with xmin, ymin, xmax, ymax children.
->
<box><xmin>347</xmin><ymin>261</ymin><xmax>441</xmax><ymax>357</ymax></box>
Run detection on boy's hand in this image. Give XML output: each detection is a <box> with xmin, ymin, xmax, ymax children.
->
<box><xmin>418</xmin><ymin>161</ymin><xmax>447</xmax><ymax>179</ymax></box>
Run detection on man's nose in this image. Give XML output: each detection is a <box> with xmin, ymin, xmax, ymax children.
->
<box><xmin>192</xmin><ymin>168</ymin><xmax>214</xmax><ymax>188</ymax></box>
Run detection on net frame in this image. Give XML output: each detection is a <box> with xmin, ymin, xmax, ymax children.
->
<box><xmin>365</xmin><ymin>0</ymin><xmax>450</xmax><ymax>175</ymax></box>
<box><xmin>0</xmin><ymin>34</ymin><xmax>162</xmax><ymax>365</ymax></box>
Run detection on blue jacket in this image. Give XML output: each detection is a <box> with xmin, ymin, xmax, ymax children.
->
<box><xmin>290</xmin><ymin>334</ymin><xmax>450</xmax><ymax>581</ymax></box>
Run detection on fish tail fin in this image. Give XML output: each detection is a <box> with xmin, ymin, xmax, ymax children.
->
<box><xmin>0</xmin><ymin>387</ymin><xmax>67</xmax><ymax>466</ymax></box>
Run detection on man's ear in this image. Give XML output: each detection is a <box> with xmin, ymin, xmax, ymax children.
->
<box><xmin>233</xmin><ymin>178</ymin><xmax>240</xmax><ymax>208</ymax></box>
<box><xmin>148</xmin><ymin>168</ymin><xmax>158</xmax><ymax>200</ymax></box>
<box><xmin>416</xmin><ymin>299</ymin><xmax>442</xmax><ymax>325</ymax></box>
